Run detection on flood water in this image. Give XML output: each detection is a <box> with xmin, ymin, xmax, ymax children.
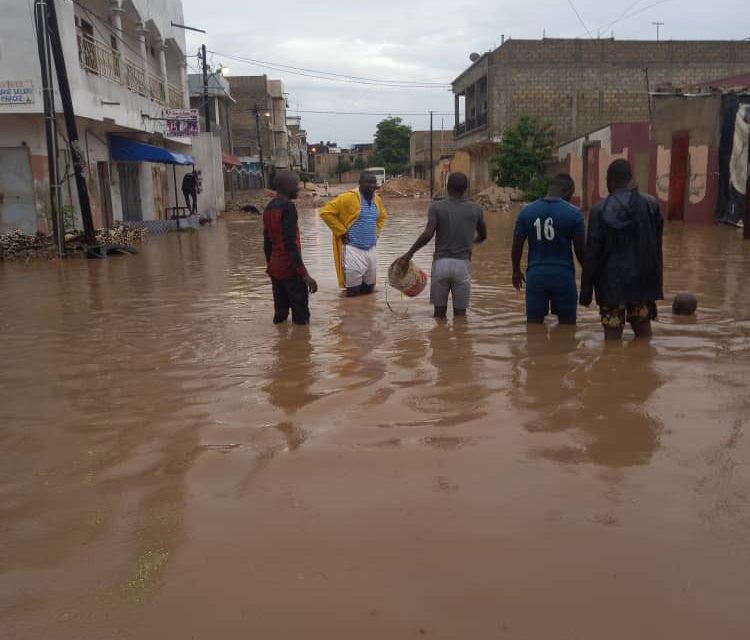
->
<box><xmin>2</xmin><ymin>199</ymin><xmax>750</xmax><ymax>639</ymax></box>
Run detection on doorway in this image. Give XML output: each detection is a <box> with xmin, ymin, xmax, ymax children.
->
<box><xmin>0</xmin><ymin>146</ymin><xmax>36</xmax><ymax>234</ymax></box>
<box><xmin>118</xmin><ymin>163</ymin><xmax>142</xmax><ymax>221</ymax></box>
<box><xmin>668</xmin><ymin>130</ymin><xmax>689</xmax><ymax>222</ymax></box>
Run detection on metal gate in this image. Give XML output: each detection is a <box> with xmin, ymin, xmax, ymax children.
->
<box><xmin>118</xmin><ymin>163</ymin><xmax>142</xmax><ymax>221</ymax></box>
<box><xmin>0</xmin><ymin>147</ymin><xmax>37</xmax><ymax>234</ymax></box>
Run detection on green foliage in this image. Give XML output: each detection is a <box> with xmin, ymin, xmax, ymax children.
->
<box><xmin>353</xmin><ymin>156</ymin><xmax>366</xmax><ymax>171</ymax></box>
<box><xmin>491</xmin><ymin>115</ymin><xmax>556</xmax><ymax>200</ymax></box>
<box><xmin>372</xmin><ymin>117</ymin><xmax>412</xmax><ymax>175</ymax></box>
<box><xmin>337</xmin><ymin>158</ymin><xmax>352</xmax><ymax>174</ymax></box>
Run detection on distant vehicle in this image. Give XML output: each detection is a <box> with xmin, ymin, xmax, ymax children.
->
<box><xmin>366</xmin><ymin>167</ymin><xmax>386</xmax><ymax>187</ymax></box>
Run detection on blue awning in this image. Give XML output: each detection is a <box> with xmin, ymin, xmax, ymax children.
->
<box><xmin>109</xmin><ymin>135</ymin><xmax>194</xmax><ymax>165</ymax></box>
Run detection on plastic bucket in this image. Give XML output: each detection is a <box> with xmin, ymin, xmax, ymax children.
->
<box><xmin>388</xmin><ymin>257</ymin><xmax>428</xmax><ymax>297</ymax></box>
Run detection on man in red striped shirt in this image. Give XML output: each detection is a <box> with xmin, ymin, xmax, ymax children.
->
<box><xmin>263</xmin><ymin>171</ymin><xmax>318</xmax><ymax>325</ymax></box>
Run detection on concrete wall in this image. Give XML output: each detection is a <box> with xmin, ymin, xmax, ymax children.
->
<box><xmin>191</xmin><ymin>133</ymin><xmax>224</xmax><ymax>217</ymax></box>
<box><xmin>487</xmin><ymin>39</ymin><xmax>750</xmax><ymax>144</ymax></box>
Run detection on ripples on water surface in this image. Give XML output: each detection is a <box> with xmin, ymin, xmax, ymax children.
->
<box><xmin>1</xmin><ymin>200</ymin><xmax>749</xmax><ymax>639</ymax></box>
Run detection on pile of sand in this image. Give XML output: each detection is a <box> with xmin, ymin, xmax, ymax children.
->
<box><xmin>473</xmin><ymin>185</ymin><xmax>523</xmax><ymax>212</ymax></box>
<box><xmin>380</xmin><ymin>177</ymin><xmax>430</xmax><ymax>198</ymax></box>
<box><xmin>226</xmin><ymin>186</ymin><xmax>321</xmax><ymax>213</ymax></box>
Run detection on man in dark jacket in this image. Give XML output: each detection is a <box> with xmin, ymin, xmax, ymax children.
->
<box><xmin>580</xmin><ymin>159</ymin><xmax>664</xmax><ymax>340</ymax></box>
<box><xmin>182</xmin><ymin>169</ymin><xmax>198</xmax><ymax>215</ymax></box>
<box><xmin>263</xmin><ymin>170</ymin><xmax>318</xmax><ymax>325</ymax></box>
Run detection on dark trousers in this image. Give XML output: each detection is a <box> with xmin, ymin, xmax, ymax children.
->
<box><xmin>271</xmin><ymin>277</ymin><xmax>310</xmax><ymax>325</ymax></box>
<box><xmin>183</xmin><ymin>189</ymin><xmax>197</xmax><ymax>214</ymax></box>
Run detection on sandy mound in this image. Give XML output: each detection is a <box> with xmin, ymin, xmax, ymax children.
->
<box><xmin>474</xmin><ymin>185</ymin><xmax>523</xmax><ymax>212</ymax></box>
<box><xmin>380</xmin><ymin>177</ymin><xmax>430</xmax><ymax>197</ymax></box>
<box><xmin>226</xmin><ymin>187</ymin><xmax>321</xmax><ymax>213</ymax></box>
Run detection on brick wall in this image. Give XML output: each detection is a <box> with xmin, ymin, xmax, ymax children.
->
<box><xmin>228</xmin><ymin>76</ymin><xmax>272</xmax><ymax>158</ymax></box>
<box><xmin>487</xmin><ymin>39</ymin><xmax>750</xmax><ymax>142</ymax></box>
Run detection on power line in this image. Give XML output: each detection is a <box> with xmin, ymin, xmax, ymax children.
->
<box><xmin>210</xmin><ymin>51</ymin><xmax>450</xmax><ymax>88</ymax></box>
<box><xmin>591</xmin><ymin>0</ymin><xmax>672</xmax><ymax>35</ymax></box>
<box><xmin>294</xmin><ymin>109</ymin><xmax>452</xmax><ymax>116</ymax></box>
<box><xmin>566</xmin><ymin>0</ymin><xmax>593</xmax><ymax>38</ymax></box>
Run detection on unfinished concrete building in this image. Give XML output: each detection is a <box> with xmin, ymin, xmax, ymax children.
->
<box><xmin>452</xmin><ymin>38</ymin><xmax>750</xmax><ymax>191</ymax></box>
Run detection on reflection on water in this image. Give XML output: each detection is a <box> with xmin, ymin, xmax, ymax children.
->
<box><xmin>2</xmin><ymin>200</ymin><xmax>750</xmax><ymax>639</ymax></box>
<box><xmin>516</xmin><ymin>327</ymin><xmax>662</xmax><ymax>466</ymax></box>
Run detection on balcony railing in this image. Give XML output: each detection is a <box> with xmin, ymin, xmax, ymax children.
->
<box><xmin>77</xmin><ymin>34</ymin><xmax>121</xmax><ymax>83</ymax></box>
<box><xmin>125</xmin><ymin>60</ymin><xmax>147</xmax><ymax>96</ymax></box>
<box><xmin>77</xmin><ymin>33</ymin><xmax>182</xmax><ymax>108</ymax></box>
<box><xmin>167</xmin><ymin>83</ymin><xmax>184</xmax><ymax>109</ymax></box>
<box><xmin>454</xmin><ymin>111</ymin><xmax>488</xmax><ymax>137</ymax></box>
<box><xmin>148</xmin><ymin>74</ymin><xmax>165</xmax><ymax>103</ymax></box>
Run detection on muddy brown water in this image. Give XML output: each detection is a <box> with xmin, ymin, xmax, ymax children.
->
<box><xmin>1</xmin><ymin>200</ymin><xmax>750</xmax><ymax>639</ymax></box>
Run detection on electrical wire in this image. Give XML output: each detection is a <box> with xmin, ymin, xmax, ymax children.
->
<box><xmin>210</xmin><ymin>51</ymin><xmax>450</xmax><ymax>88</ymax></box>
<box><xmin>566</xmin><ymin>0</ymin><xmax>593</xmax><ymax>38</ymax></box>
<box><xmin>293</xmin><ymin>109</ymin><xmax>452</xmax><ymax>116</ymax></box>
<box><xmin>588</xmin><ymin>0</ymin><xmax>672</xmax><ymax>36</ymax></box>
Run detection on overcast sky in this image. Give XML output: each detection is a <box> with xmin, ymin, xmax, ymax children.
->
<box><xmin>181</xmin><ymin>0</ymin><xmax>747</xmax><ymax>146</ymax></box>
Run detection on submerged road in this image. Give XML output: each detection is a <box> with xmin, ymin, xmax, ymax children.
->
<box><xmin>1</xmin><ymin>200</ymin><xmax>749</xmax><ymax>639</ymax></box>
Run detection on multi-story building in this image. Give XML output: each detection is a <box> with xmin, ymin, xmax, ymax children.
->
<box><xmin>229</xmin><ymin>75</ymin><xmax>290</xmax><ymax>174</ymax></box>
<box><xmin>452</xmin><ymin>38</ymin><xmax>750</xmax><ymax>191</ymax></box>
<box><xmin>0</xmin><ymin>0</ymin><xmax>193</xmax><ymax>233</ymax></box>
<box><xmin>286</xmin><ymin>115</ymin><xmax>308</xmax><ymax>172</ymax></box>
<box><xmin>409</xmin><ymin>130</ymin><xmax>456</xmax><ymax>180</ymax></box>
<box><xmin>189</xmin><ymin>72</ymin><xmax>235</xmax><ymax>155</ymax></box>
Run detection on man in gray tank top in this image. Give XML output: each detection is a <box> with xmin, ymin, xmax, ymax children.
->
<box><xmin>402</xmin><ymin>172</ymin><xmax>487</xmax><ymax>318</ymax></box>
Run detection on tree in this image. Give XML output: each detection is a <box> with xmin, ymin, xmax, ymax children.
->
<box><xmin>353</xmin><ymin>156</ymin><xmax>366</xmax><ymax>171</ymax></box>
<box><xmin>491</xmin><ymin>115</ymin><xmax>556</xmax><ymax>200</ymax></box>
<box><xmin>336</xmin><ymin>157</ymin><xmax>352</xmax><ymax>183</ymax></box>
<box><xmin>371</xmin><ymin>117</ymin><xmax>412</xmax><ymax>175</ymax></box>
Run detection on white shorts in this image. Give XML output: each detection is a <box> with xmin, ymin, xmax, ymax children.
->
<box><xmin>343</xmin><ymin>244</ymin><xmax>377</xmax><ymax>288</ymax></box>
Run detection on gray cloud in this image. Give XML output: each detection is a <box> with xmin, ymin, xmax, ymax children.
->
<box><xmin>182</xmin><ymin>0</ymin><xmax>746</xmax><ymax>145</ymax></box>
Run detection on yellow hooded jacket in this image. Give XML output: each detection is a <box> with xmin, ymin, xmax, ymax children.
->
<box><xmin>319</xmin><ymin>190</ymin><xmax>388</xmax><ymax>288</ymax></box>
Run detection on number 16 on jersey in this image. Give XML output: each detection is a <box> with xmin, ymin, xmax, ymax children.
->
<box><xmin>533</xmin><ymin>217</ymin><xmax>555</xmax><ymax>241</ymax></box>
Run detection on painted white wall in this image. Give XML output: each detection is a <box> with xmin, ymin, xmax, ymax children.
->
<box><xmin>191</xmin><ymin>133</ymin><xmax>224</xmax><ymax>218</ymax></box>
<box><xmin>0</xmin><ymin>0</ymin><xmax>187</xmax><ymax>136</ymax></box>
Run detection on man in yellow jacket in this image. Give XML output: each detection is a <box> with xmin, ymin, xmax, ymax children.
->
<box><xmin>320</xmin><ymin>172</ymin><xmax>388</xmax><ymax>296</ymax></box>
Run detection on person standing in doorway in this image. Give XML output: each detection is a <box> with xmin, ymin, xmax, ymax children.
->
<box><xmin>401</xmin><ymin>172</ymin><xmax>486</xmax><ymax>318</ymax></box>
<box><xmin>263</xmin><ymin>170</ymin><xmax>318</xmax><ymax>325</ymax></box>
<box><xmin>320</xmin><ymin>171</ymin><xmax>388</xmax><ymax>297</ymax></box>
<box><xmin>512</xmin><ymin>173</ymin><xmax>585</xmax><ymax>324</ymax></box>
<box><xmin>181</xmin><ymin>168</ymin><xmax>198</xmax><ymax>215</ymax></box>
<box><xmin>580</xmin><ymin>159</ymin><xmax>664</xmax><ymax>340</ymax></box>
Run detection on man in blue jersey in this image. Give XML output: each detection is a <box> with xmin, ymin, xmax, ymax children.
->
<box><xmin>511</xmin><ymin>173</ymin><xmax>585</xmax><ymax>324</ymax></box>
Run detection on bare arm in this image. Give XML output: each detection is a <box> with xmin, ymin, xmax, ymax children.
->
<box><xmin>511</xmin><ymin>235</ymin><xmax>526</xmax><ymax>290</ymax></box>
<box><xmin>573</xmin><ymin>232</ymin><xmax>585</xmax><ymax>268</ymax></box>
<box><xmin>475</xmin><ymin>212</ymin><xmax>487</xmax><ymax>244</ymax></box>
<box><xmin>405</xmin><ymin>208</ymin><xmax>437</xmax><ymax>259</ymax></box>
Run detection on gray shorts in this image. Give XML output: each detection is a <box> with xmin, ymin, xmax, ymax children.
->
<box><xmin>430</xmin><ymin>258</ymin><xmax>471</xmax><ymax>310</ymax></box>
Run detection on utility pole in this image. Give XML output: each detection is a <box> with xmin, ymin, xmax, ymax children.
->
<box><xmin>33</xmin><ymin>0</ymin><xmax>63</xmax><ymax>255</ymax></box>
<box><xmin>652</xmin><ymin>21</ymin><xmax>664</xmax><ymax>42</ymax></box>
<box><xmin>201</xmin><ymin>44</ymin><xmax>211</xmax><ymax>133</ymax></box>
<box><xmin>254</xmin><ymin>102</ymin><xmax>266</xmax><ymax>188</ymax></box>
<box><xmin>46</xmin><ymin>0</ymin><xmax>96</xmax><ymax>243</ymax></box>
<box><xmin>429</xmin><ymin>110</ymin><xmax>434</xmax><ymax>199</ymax></box>
<box><xmin>644</xmin><ymin>67</ymin><xmax>653</xmax><ymax>122</ymax></box>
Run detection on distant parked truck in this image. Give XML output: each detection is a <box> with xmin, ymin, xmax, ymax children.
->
<box><xmin>366</xmin><ymin>167</ymin><xmax>386</xmax><ymax>187</ymax></box>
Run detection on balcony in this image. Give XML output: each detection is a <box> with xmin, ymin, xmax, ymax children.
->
<box><xmin>454</xmin><ymin>111</ymin><xmax>488</xmax><ymax>137</ymax></box>
<box><xmin>77</xmin><ymin>35</ymin><xmax>121</xmax><ymax>83</ymax></box>
<box><xmin>77</xmin><ymin>33</ymin><xmax>183</xmax><ymax>108</ymax></box>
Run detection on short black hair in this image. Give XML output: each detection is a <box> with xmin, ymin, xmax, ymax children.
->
<box><xmin>360</xmin><ymin>171</ymin><xmax>377</xmax><ymax>183</ymax></box>
<box><xmin>447</xmin><ymin>172</ymin><xmax>469</xmax><ymax>196</ymax></box>
<box><xmin>607</xmin><ymin>159</ymin><xmax>633</xmax><ymax>191</ymax></box>
<box><xmin>548</xmin><ymin>173</ymin><xmax>575</xmax><ymax>197</ymax></box>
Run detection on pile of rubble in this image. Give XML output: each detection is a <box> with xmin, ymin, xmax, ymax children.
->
<box><xmin>473</xmin><ymin>185</ymin><xmax>523</xmax><ymax>212</ymax></box>
<box><xmin>94</xmin><ymin>225</ymin><xmax>148</xmax><ymax>245</ymax></box>
<box><xmin>226</xmin><ymin>185</ymin><xmax>322</xmax><ymax>214</ymax></box>
<box><xmin>379</xmin><ymin>177</ymin><xmax>430</xmax><ymax>198</ymax></box>
<box><xmin>1</xmin><ymin>224</ymin><xmax>148</xmax><ymax>262</ymax></box>
<box><xmin>0</xmin><ymin>231</ymin><xmax>57</xmax><ymax>261</ymax></box>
